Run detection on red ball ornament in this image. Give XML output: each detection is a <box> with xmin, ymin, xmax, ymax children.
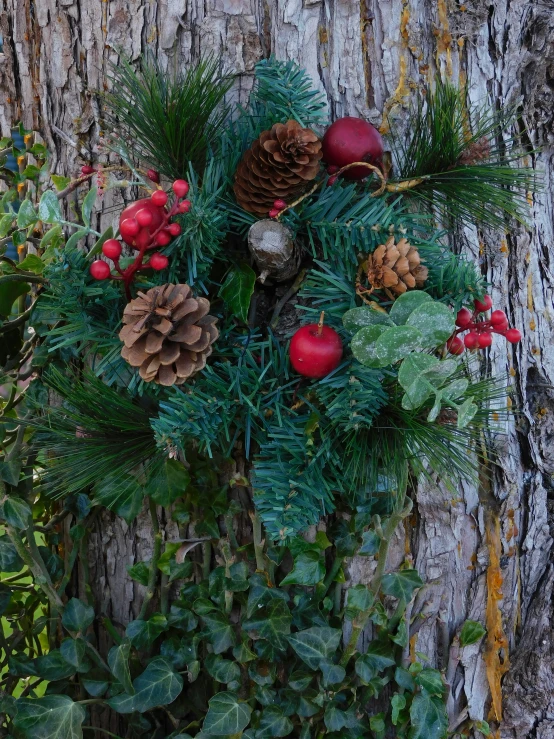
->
<box><xmin>289</xmin><ymin>313</ymin><xmax>343</xmax><ymax>379</ymax></box>
<box><xmin>151</xmin><ymin>190</ymin><xmax>168</xmax><ymax>207</ymax></box>
<box><xmin>464</xmin><ymin>332</ymin><xmax>480</xmax><ymax>350</ymax></box>
<box><xmin>119</xmin><ymin>198</ymin><xmax>166</xmax><ymax>247</ymax></box>
<box><xmin>446</xmin><ymin>336</ymin><xmax>465</xmax><ymax>355</ymax></box>
<box><xmin>168</xmin><ymin>222</ymin><xmax>182</xmax><ymax>236</ymax></box>
<box><xmin>322</xmin><ymin>117</ymin><xmax>384</xmax><ymax>180</ymax></box>
<box><xmin>474</xmin><ymin>295</ymin><xmax>493</xmax><ymax>313</ymax></box>
<box><xmin>90</xmin><ymin>260</ymin><xmax>110</xmax><ymax>280</ymax></box>
<box><xmin>102</xmin><ymin>239</ymin><xmax>122</xmax><ymax>261</ymax></box>
<box><xmin>477</xmin><ymin>332</ymin><xmax>492</xmax><ymax>348</ymax></box>
<box><xmin>455</xmin><ymin>307</ymin><xmax>473</xmax><ymax>328</ymax></box>
<box><xmin>147</xmin><ymin>169</ymin><xmax>160</xmax><ymax>183</ymax></box>
<box><xmin>172</xmin><ymin>179</ymin><xmax>189</xmax><ymax>198</ymax></box>
<box><xmin>136</xmin><ymin>208</ymin><xmax>154</xmax><ymax>227</ymax></box>
<box><xmin>155</xmin><ymin>230</ymin><xmax>171</xmax><ymax>247</ymax></box>
<box><xmin>490</xmin><ymin>310</ymin><xmax>507</xmax><ymax>327</ymax></box>
<box><xmin>149</xmin><ymin>253</ymin><xmax>169</xmax><ymax>271</ymax></box>
<box><xmin>505</xmin><ymin>328</ymin><xmax>522</xmax><ymax>344</ymax></box>
<box><xmin>178</xmin><ymin>200</ymin><xmax>191</xmax><ymax>214</ymax></box>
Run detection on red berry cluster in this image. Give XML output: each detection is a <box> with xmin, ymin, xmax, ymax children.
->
<box><xmin>89</xmin><ymin>179</ymin><xmax>191</xmax><ymax>299</ymax></box>
<box><xmin>446</xmin><ymin>295</ymin><xmax>522</xmax><ymax>355</ymax></box>
<box><xmin>269</xmin><ymin>199</ymin><xmax>288</xmax><ymax>219</ymax></box>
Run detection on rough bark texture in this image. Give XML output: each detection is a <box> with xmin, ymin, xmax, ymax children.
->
<box><xmin>2</xmin><ymin>0</ymin><xmax>554</xmax><ymax>736</ymax></box>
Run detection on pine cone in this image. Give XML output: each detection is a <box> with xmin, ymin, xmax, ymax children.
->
<box><xmin>234</xmin><ymin>120</ymin><xmax>322</xmax><ymax>215</ymax></box>
<box><xmin>363</xmin><ymin>236</ymin><xmax>428</xmax><ymax>297</ymax></box>
<box><xmin>119</xmin><ymin>284</ymin><xmax>218</xmax><ymax>387</ymax></box>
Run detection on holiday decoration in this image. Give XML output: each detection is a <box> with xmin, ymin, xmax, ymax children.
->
<box><xmin>119</xmin><ymin>197</ymin><xmax>167</xmax><ymax>247</ymax></box>
<box><xmin>357</xmin><ymin>235</ymin><xmax>428</xmax><ymax>300</ymax></box>
<box><xmin>119</xmin><ymin>283</ymin><xmax>219</xmax><ymax>386</ymax></box>
<box><xmin>322</xmin><ymin>116</ymin><xmax>384</xmax><ymax>180</ymax></box>
<box><xmin>233</xmin><ymin>120</ymin><xmax>322</xmax><ymax>215</ymax></box>
<box><xmin>289</xmin><ymin>312</ymin><xmax>343</xmax><ymax>378</ymax></box>
<box><xmin>446</xmin><ymin>297</ymin><xmax>522</xmax><ymax>354</ymax></box>
<box><xmin>247</xmin><ymin>219</ymin><xmax>300</xmax><ymax>283</ymax></box>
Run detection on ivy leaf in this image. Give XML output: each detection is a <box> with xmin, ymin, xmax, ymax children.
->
<box><xmin>108</xmin><ymin>640</ymin><xmax>134</xmax><ymax>695</ymax></box>
<box><xmin>359</xmin><ymin>530</ymin><xmax>380</xmax><ymax>556</ymax></box>
<box><xmin>459</xmin><ymin>619</ymin><xmax>486</xmax><ymax>647</ymax></box>
<box><xmin>127</xmin><ymin>561</ymin><xmax>151</xmax><ymax>586</ymax></box>
<box><xmin>32</xmin><ymin>650</ymin><xmax>76</xmax><ymax>680</ymax></box>
<box><xmin>0</xmin><ymin>460</ymin><xmax>22</xmax><ymax>486</ymax></box>
<box><xmin>12</xmin><ymin>695</ymin><xmax>85</xmax><ymax>739</ymax></box>
<box><xmin>18</xmin><ymin>254</ymin><xmax>45</xmax><ymax>274</ymax></box>
<box><xmin>107</xmin><ymin>657</ymin><xmax>183</xmax><ymax>714</ymax></box>
<box><xmin>246</xmin><ymin>573</ymin><xmax>288</xmax><ymax>618</ymax></box>
<box><xmin>287</xmin><ymin>627</ymin><xmax>342</xmax><ymax>669</ymax></box>
<box><xmin>126</xmin><ymin>614</ymin><xmax>168</xmax><ymax>650</ymax></box>
<box><xmin>16</xmin><ymin>199</ymin><xmax>38</xmax><ymax>229</ymax></box>
<box><xmin>201</xmin><ymin>611</ymin><xmax>236</xmax><ymax>654</ymax></box>
<box><xmin>381</xmin><ymin>569</ymin><xmax>423</xmax><ymax>602</ymax></box>
<box><xmin>257</xmin><ymin>705</ymin><xmax>294</xmax><ymax>737</ymax></box>
<box><xmin>355</xmin><ymin>641</ymin><xmax>395</xmax><ymax>683</ymax></box>
<box><xmin>408</xmin><ymin>690</ymin><xmax>448</xmax><ymax>739</ymax></box>
<box><xmin>415</xmin><ymin>668</ymin><xmax>445</xmax><ymax>697</ymax></box>
<box><xmin>0</xmin><ymin>536</ymin><xmax>24</xmax><ymax>572</ymax></box>
<box><xmin>51</xmin><ymin>174</ymin><xmax>71</xmax><ymax>191</ymax></box>
<box><xmin>345</xmin><ymin>585</ymin><xmax>373</xmax><ymax>617</ymax></box>
<box><xmin>242</xmin><ymin>599</ymin><xmax>292</xmax><ymax>652</ymax></box>
<box><xmin>93</xmin><ymin>474</ymin><xmax>144</xmax><ymax>523</ymax></box>
<box><xmin>60</xmin><ymin>638</ymin><xmax>90</xmax><ymax>672</ymax></box>
<box><xmin>146</xmin><ymin>458</ymin><xmax>190</xmax><ymax>507</ymax></box>
<box><xmin>320</xmin><ymin>659</ymin><xmax>346</xmax><ymax>687</ymax></box>
<box><xmin>369</xmin><ymin>713</ymin><xmax>386</xmax><ymax>739</ymax></box>
<box><xmin>391</xmin><ymin>694</ymin><xmax>406</xmax><ymax>725</ymax></box>
<box><xmin>202</xmin><ymin>691</ymin><xmax>252</xmax><ymax>736</ymax></box>
<box><xmin>38</xmin><ymin>190</ymin><xmax>62</xmax><ymax>224</ymax></box>
<box><xmin>0</xmin><ymin>281</ymin><xmax>30</xmax><ymax>317</ymax></box>
<box><xmin>0</xmin><ymin>214</ymin><xmax>14</xmax><ymax>237</ymax></box>
<box><xmin>81</xmin><ymin>668</ymin><xmax>111</xmax><ymax>698</ymax></box>
<box><xmin>61</xmin><ymin>598</ymin><xmax>95</xmax><ymax>634</ymax></box>
<box><xmin>205</xmin><ymin>654</ymin><xmax>241</xmax><ymax>684</ymax></box>
<box><xmin>81</xmin><ymin>187</ymin><xmax>97</xmax><ymax>227</ymax></box>
<box><xmin>1</xmin><ymin>497</ymin><xmax>32</xmax><ymax>529</ymax></box>
<box><xmin>280</xmin><ymin>551</ymin><xmax>325</xmax><ymax>586</ymax></box>
<box><xmin>219</xmin><ymin>262</ymin><xmax>256</xmax><ymax>324</ymax></box>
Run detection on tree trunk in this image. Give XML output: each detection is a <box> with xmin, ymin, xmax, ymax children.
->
<box><xmin>2</xmin><ymin>1</ymin><xmax>554</xmax><ymax>736</ymax></box>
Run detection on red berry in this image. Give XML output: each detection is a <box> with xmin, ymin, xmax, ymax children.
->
<box><xmin>328</xmin><ymin>175</ymin><xmax>338</xmax><ymax>186</ymax></box>
<box><xmin>172</xmin><ymin>179</ymin><xmax>189</xmax><ymax>198</ymax></box>
<box><xmin>464</xmin><ymin>332</ymin><xmax>480</xmax><ymax>349</ymax></box>
<box><xmin>102</xmin><ymin>239</ymin><xmax>122</xmax><ymax>261</ymax></box>
<box><xmin>474</xmin><ymin>295</ymin><xmax>493</xmax><ymax>313</ymax></box>
<box><xmin>168</xmin><ymin>222</ymin><xmax>182</xmax><ymax>236</ymax></box>
<box><xmin>155</xmin><ymin>230</ymin><xmax>171</xmax><ymax>247</ymax></box>
<box><xmin>327</xmin><ymin>165</ymin><xmax>339</xmax><ymax>174</ymax></box>
<box><xmin>147</xmin><ymin>169</ymin><xmax>160</xmax><ymax>183</ymax></box>
<box><xmin>477</xmin><ymin>332</ymin><xmax>493</xmax><ymax>348</ymax></box>
<box><xmin>151</xmin><ymin>190</ymin><xmax>168</xmax><ymax>207</ymax></box>
<box><xmin>505</xmin><ymin>328</ymin><xmax>522</xmax><ymax>344</ymax></box>
<box><xmin>149</xmin><ymin>253</ymin><xmax>169</xmax><ymax>271</ymax></box>
<box><xmin>289</xmin><ymin>322</ymin><xmax>343</xmax><ymax>379</ymax></box>
<box><xmin>273</xmin><ymin>199</ymin><xmax>287</xmax><ymax>211</ymax></box>
<box><xmin>81</xmin><ymin>165</ymin><xmax>96</xmax><ymax>175</ymax></box>
<box><xmin>268</xmin><ymin>208</ymin><xmax>280</xmax><ymax>219</ymax></box>
<box><xmin>119</xmin><ymin>198</ymin><xmax>166</xmax><ymax>247</ymax></box>
<box><xmin>455</xmin><ymin>307</ymin><xmax>473</xmax><ymax>328</ymax></box>
<box><xmin>136</xmin><ymin>208</ymin><xmax>154</xmax><ymax>227</ymax></box>
<box><xmin>490</xmin><ymin>310</ymin><xmax>507</xmax><ymax>326</ymax></box>
<box><xmin>89</xmin><ymin>260</ymin><xmax>110</xmax><ymax>280</ymax></box>
<box><xmin>322</xmin><ymin>117</ymin><xmax>384</xmax><ymax>181</ymax></box>
<box><xmin>446</xmin><ymin>336</ymin><xmax>465</xmax><ymax>355</ymax></box>
<box><xmin>178</xmin><ymin>200</ymin><xmax>191</xmax><ymax>214</ymax></box>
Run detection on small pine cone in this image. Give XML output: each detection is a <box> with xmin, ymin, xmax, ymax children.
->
<box><xmin>234</xmin><ymin>120</ymin><xmax>322</xmax><ymax>215</ymax></box>
<box><xmin>366</xmin><ymin>236</ymin><xmax>428</xmax><ymax>297</ymax></box>
<box><xmin>457</xmin><ymin>137</ymin><xmax>491</xmax><ymax>166</ymax></box>
<box><xmin>119</xmin><ymin>284</ymin><xmax>218</xmax><ymax>387</ymax></box>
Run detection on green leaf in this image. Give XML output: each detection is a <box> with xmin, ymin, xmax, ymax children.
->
<box><xmin>0</xmin><ymin>460</ymin><xmax>21</xmax><ymax>486</ymax></box>
<box><xmin>359</xmin><ymin>529</ymin><xmax>381</xmax><ymax>556</ymax></box>
<box><xmin>320</xmin><ymin>660</ymin><xmax>346</xmax><ymax>687</ymax></box>
<box><xmin>408</xmin><ymin>691</ymin><xmax>448</xmax><ymax>739</ymax></box>
<box><xmin>381</xmin><ymin>569</ymin><xmax>423</xmax><ymax>602</ymax></box>
<box><xmin>402</xmin><ymin>378</ymin><xmax>434</xmax><ymax>411</ymax></box>
<box><xmin>38</xmin><ymin>190</ymin><xmax>63</xmax><ymax>224</ymax></box>
<box><xmin>343</xmin><ymin>306</ymin><xmax>393</xmax><ymax>332</ymax></box>
<box><xmin>459</xmin><ymin>619</ymin><xmax>486</xmax><ymax>647</ymax></box>
<box><xmin>242</xmin><ymin>599</ymin><xmax>292</xmax><ymax>652</ymax></box>
<box><xmin>12</xmin><ymin>695</ymin><xmax>85</xmax><ymax>739</ymax></box>
<box><xmin>0</xmin><ymin>281</ymin><xmax>30</xmax><ymax>317</ymax></box>
<box><xmin>87</xmin><ymin>225</ymin><xmax>114</xmax><ymax>259</ymax></box>
<box><xmin>375</xmin><ymin>325</ymin><xmax>423</xmax><ymax>365</ymax></box>
<box><xmin>65</xmin><ymin>228</ymin><xmax>88</xmax><ymax>250</ymax></box>
<box><xmin>22</xmin><ymin>164</ymin><xmax>41</xmax><ymax>180</ymax></box>
<box><xmin>206</xmin><ymin>654</ymin><xmax>241</xmax><ymax>684</ymax></box>
<box><xmin>201</xmin><ymin>611</ymin><xmax>236</xmax><ymax>654</ymax></box>
<box><xmin>81</xmin><ymin>186</ymin><xmax>97</xmax><ymax>227</ymax></box>
<box><xmin>18</xmin><ymin>253</ymin><xmax>45</xmax><ymax>274</ymax></box>
<box><xmin>219</xmin><ymin>262</ymin><xmax>256</xmax><ymax>324</ymax></box>
<box><xmin>345</xmin><ymin>584</ymin><xmax>373</xmax><ymax>616</ymax></box>
<box><xmin>416</xmin><ymin>668</ymin><xmax>445</xmax><ymax>696</ymax></box>
<box><xmin>62</xmin><ymin>598</ymin><xmax>95</xmax><ymax>634</ymax></box>
<box><xmin>406</xmin><ymin>302</ymin><xmax>455</xmax><ymax>347</ymax></box>
<box><xmin>127</xmin><ymin>560</ymin><xmax>151</xmax><ymax>586</ymax></box>
<box><xmin>389</xmin><ymin>290</ymin><xmax>433</xmax><ymax>325</ymax></box>
<box><xmin>442</xmin><ymin>378</ymin><xmax>469</xmax><ymax>401</ymax></box>
<box><xmin>60</xmin><ymin>638</ymin><xmax>89</xmax><ymax>671</ymax></box>
<box><xmin>16</xmin><ymin>199</ymin><xmax>38</xmax><ymax>228</ymax></box>
<box><xmin>351</xmin><ymin>324</ymin><xmax>389</xmax><ymax>367</ymax></box>
<box><xmin>0</xmin><ymin>214</ymin><xmax>14</xmax><ymax>237</ymax></box>
<box><xmin>257</xmin><ymin>706</ymin><xmax>294</xmax><ymax>737</ymax></box>
<box><xmin>108</xmin><ymin>640</ymin><xmax>134</xmax><ymax>694</ymax></box>
<box><xmin>107</xmin><ymin>657</ymin><xmax>183</xmax><ymax>714</ymax></box>
<box><xmin>355</xmin><ymin>642</ymin><xmax>395</xmax><ymax>682</ymax></box>
<box><xmin>391</xmin><ymin>694</ymin><xmax>407</xmax><ymax>725</ymax></box>
<box><xmin>33</xmin><ymin>650</ymin><xmax>76</xmax><ymax>680</ymax></box>
<box><xmin>51</xmin><ymin>174</ymin><xmax>71</xmax><ymax>191</ymax></box>
<box><xmin>126</xmin><ymin>614</ymin><xmax>168</xmax><ymax>649</ymax></box>
<box><xmin>398</xmin><ymin>353</ymin><xmax>438</xmax><ymax>390</ymax></box>
<box><xmin>287</xmin><ymin>627</ymin><xmax>342</xmax><ymax>669</ymax></box>
<box><xmin>202</xmin><ymin>691</ymin><xmax>252</xmax><ymax>736</ymax></box>
<box><xmin>420</xmin><ymin>358</ymin><xmax>459</xmax><ymax>386</ymax></box>
<box><xmin>81</xmin><ymin>668</ymin><xmax>111</xmax><ymax>697</ymax></box>
<box><xmin>1</xmin><ymin>497</ymin><xmax>32</xmax><ymax>529</ymax></box>
<box><xmin>280</xmin><ymin>551</ymin><xmax>325</xmax><ymax>586</ymax></box>
<box><xmin>93</xmin><ymin>474</ymin><xmax>144</xmax><ymax>523</ymax></box>
<box><xmin>457</xmin><ymin>398</ymin><xmax>478</xmax><ymax>429</ymax></box>
<box><xmin>146</xmin><ymin>458</ymin><xmax>190</xmax><ymax>506</ymax></box>
<box><xmin>0</xmin><ymin>536</ymin><xmax>24</xmax><ymax>572</ymax></box>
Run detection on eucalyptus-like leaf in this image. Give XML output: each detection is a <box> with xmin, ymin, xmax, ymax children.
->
<box><xmin>457</xmin><ymin>397</ymin><xmax>478</xmax><ymax>429</ymax></box>
<box><xmin>389</xmin><ymin>290</ymin><xmax>432</xmax><ymax>325</ymax></box>
<box><xmin>351</xmin><ymin>324</ymin><xmax>389</xmax><ymax>367</ymax></box>
<box><xmin>38</xmin><ymin>190</ymin><xmax>62</xmax><ymax>224</ymax></box>
<box><xmin>343</xmin><ymin>305</ymin><xmax>393</xmax><ymax>332</ymax></box>
<box><xmin>405</xmin><ymin>302</ymin><xmax>455</xmax><ymax>346</ymax></box>
<box><xmin>374</xmin><ymin>326</ymin><xmax>423</xmax><ymax>366</ymax></box>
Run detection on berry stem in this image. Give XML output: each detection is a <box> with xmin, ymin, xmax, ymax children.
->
<box><xmin>317</xmin><ymin>311</ymin><xmax>325</xmax><ymax>336</ymax></box>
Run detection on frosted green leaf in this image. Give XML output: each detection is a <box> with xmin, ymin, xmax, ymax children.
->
<box><xmin>351</xmin><ymin>325</ymin><xmax>388</xmax><ymax>367</ymax></box>
<box><xmin>398</xmin><ymin>354</ymin><xmax>438</xmax><ymax>390</ymax></box>
<box><xmin>38</xmin><ymin>191</ymin><xmax>62</xmax><ymax>224</ymax></box>
<box><xmin>457</xmin><ymin>398</ymin><xmax>478</xmax><ymax>429</ymax></box>
<box><xmin>406</xmin><ymin>302</ymin><xmax>455</xmax><ymax>347</ymax></box>
<box><xmin>426</xmin><ymin>393</ymin><xmax>443</xmax><ymax>422</ymax></box>
<box><xmin>375</xmin><ymin>326</ymin><xmax>423</xmax><ymax>366</ymax></box>
<box><xmin>401</xmin><ymin>378</ymin><xmax>433</xmax><ymax>410</ymax></box>
<box><xmin>420</xmin><ymin>358</ymin><xmax>459</xmax><ymax>385</ymax></box>
<box><xmin>81</xmin><ymin>186</ymin><xmax>97</xmax><ymax>227</ymax></box>
<box><xmin>442</xmin><ymin>378</ymin><xmax>469</xmax><ymax>401</ymax></box>
<box><xmin>389</xmin><ymin>290</ymin><xmax>432</xmax><ymax>325</ymax></box>
<box><xmin>343</xmin><ymin>306</ymin><xmax>393</xmax><ymax>332</ymax></box>
<box><xmin>16</xmin><ymin>199</ymin><xmax>38</xmax><ymax>229</ymax></box>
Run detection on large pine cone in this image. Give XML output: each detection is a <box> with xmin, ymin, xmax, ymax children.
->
<box><xmin>119</xmin><ymin>284</ymin><xmax>218</xmax><ymax>387</ymax></box>
<box><xmin>234</xmin><ymin>120</ymin><xmax>322</xmax><ymax>215</ymax></box>
<box><xmin>363</xmin><ymin>236</ymin><xmax>428</xmax><ymax>297</ymax></box>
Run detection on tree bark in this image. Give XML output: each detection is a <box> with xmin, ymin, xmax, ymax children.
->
<box><xmin>2</xmin><ymin>0</ymin><xmax>554</xmax><ymax>736</ymax></box>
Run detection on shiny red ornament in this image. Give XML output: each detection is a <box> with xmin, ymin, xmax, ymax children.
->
<box><xmin>172</xmin><ymin>179</ymin><xmax>189</xmax><ymax>198</ymax></box>
<box><xmin>119</xmin><ymin>198</ymin><xmax>165</xmax><ymax>247</ymax></box>
<box><xmin>90</xmin><ymin>260</ymin><xmax>110</xmax><ymax>280</ymax></box>
<box><xmin>322</xmin><ymin>117</ymin><xmax>384</xmax><ymax>181</ymax></box>
<box><xmin>289</xmin><ymin>314</ymin><xmax>343</xmax><ymax>379</ymax></box>
<box><xmin>149</xmin><ymin>253</ymin><xmax>169</xmax><ymax>271</ymax></box>
<box><xmin>102</xmin><ymin>239</ymin><xmax>122</xmax><ymax>261</ymax></box>
<box><xmin>151</xmin><ymin>190</ymin><xmax>168</xmax><ymax>207</ymax></box>
<box><xmin>474</xmin><ymin>295</ymin><xmax>493</xmax><ymax>313</ymax></box>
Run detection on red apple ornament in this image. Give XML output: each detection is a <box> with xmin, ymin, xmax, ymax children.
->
<box><xmin>289</xmin><ymin>312</ymin><xmax>343</xmax><ymax>379</ymax></box>
<box><xmin>322</xmin><ymin>117</ymin><xmax>384</xmax><ymax>181</ymax></box>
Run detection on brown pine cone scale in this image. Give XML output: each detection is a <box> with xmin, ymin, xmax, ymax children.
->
<box><xmin>360</xmin><ymin>236</ymin><xmax>428</xmax><ymax>299</ymax></box>
<box><xmin>119</xmin><ymin>283</ymin><xmax>218</xmax><ymax>386</ymax></box>
<box><xmin>234</xmin><ymin>120</ymin><xmax>322</xmax><ymax>215</ymax></box>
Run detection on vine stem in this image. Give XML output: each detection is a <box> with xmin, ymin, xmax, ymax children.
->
<box><xmin>250</xmin><ymin>511</ymin><xmax>267</xmax><ymax>577</ymax></box>
<box><xmin>138</xmin><ymin>499</ymin><xmax>162</xmax><ymax>620</ymax></box>
<box><xmin>5</xmin><ymin>525</ymin><xmax>63</xmax><ymax>610</ymax></box>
